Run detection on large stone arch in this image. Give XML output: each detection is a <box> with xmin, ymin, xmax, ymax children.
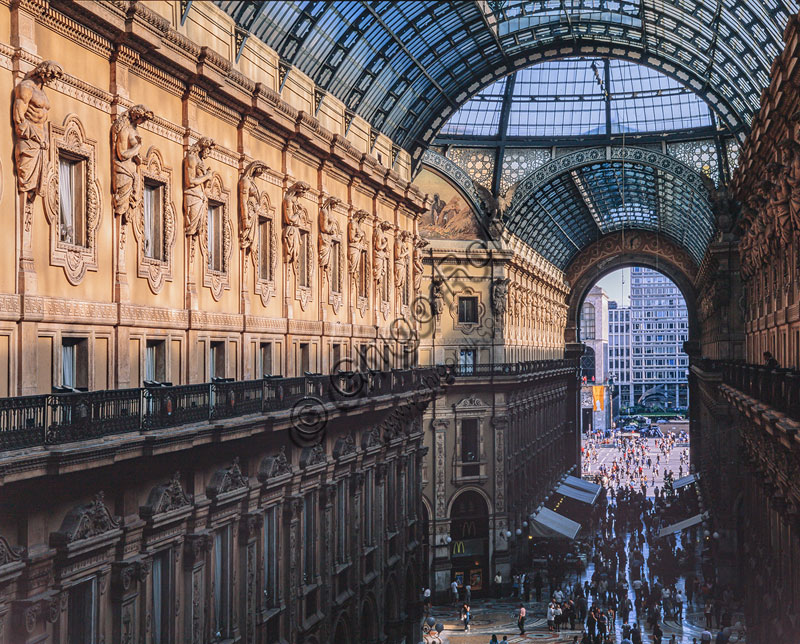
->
<box><xmin>446</xmin><ymin>485</ymin><xmax>493</xmax><ymax>519</ymax></box>
<box><xmin>564</xmin><ymin>230</ymin><xmax>701</xmax><ymax>346</ymax></box>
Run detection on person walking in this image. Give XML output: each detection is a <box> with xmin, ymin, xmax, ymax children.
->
<box><xmin>653</xmin><ymin>621</ymin><xmax>663</xmax><ymax>644</ymax></box>
<box><xmin>461</xmin><ymin>602</ymin><xmax>471</xmax><ymax>632</ymax></box>
<box><xmin>494</xmin><ymin>571</ymin><xmax>502</xmax><ymax>598</ymax></box>
<box><xmin>704</xmin><ymin>600</ymin><xmax>713</xmax><ymax>629</ymax></box>
<box><xmin>517</xmin><ymin>603</ymin><xmax>527</xmax><ymax>635</ymax></box>
<box><xmin>465</xmin><ymin>584</ymin><xmax>472</xmax><ymax>605</ymax></box>
<box><xmin>451</xmin><ymin>579</ymin><xmax>459</xmax><ymax>605</ymax></box>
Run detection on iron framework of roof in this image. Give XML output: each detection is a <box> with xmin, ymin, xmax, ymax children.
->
<box><xmin>216</xmin><ymin>0</ymin><xmax>797</xmax><ymax>170</ymax></box>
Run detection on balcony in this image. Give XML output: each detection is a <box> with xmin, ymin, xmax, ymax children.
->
<box><xmin>707</xmin><ymin>359</ymin><xmax>800</xmax><ymax>422</ymax></box>
<box><xmin>0</xmin><ymin>369</ymin><xmax>439</xmax><ymax>453</ymax></box>
<box><xmin>448</xmin><ymin>359</ymin><xmax>578</xmax><ymax>378</ymax></box>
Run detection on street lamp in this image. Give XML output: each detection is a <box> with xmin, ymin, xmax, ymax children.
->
<box><xmin>422</xmin><ymin>616</ymin><xmax>445</xmax><ymax>644</ymax></box>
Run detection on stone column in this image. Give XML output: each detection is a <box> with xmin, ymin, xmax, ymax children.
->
<box><xmin>239</xmin><ymin>513</ymin><xmax>261</xmax><ymax>644</ymax></box>
<box><xmin>183</xmin><ymin>533</ymin><xmax>211</xmax><ymax>644</ymax></box>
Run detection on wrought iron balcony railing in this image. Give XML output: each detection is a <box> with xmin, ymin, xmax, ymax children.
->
<box><xmin>447</xmin><ymin>359</ymin><xmax>578</xmax><ymax>377</ymax></box>
<box><xmin>0</xmin><ymin>368</ymin><xmax>439</xmax><ymax>452</ymax></box>
<box><xmin>705</xmin><ymin>359</ymin><xmax>800</xmax><ymax>421</ymax></box>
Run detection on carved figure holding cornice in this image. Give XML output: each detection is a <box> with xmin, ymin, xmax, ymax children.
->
<box><xmin>413</xmin><ymin>237</ymin><xmax>428</xmax><ymax>292</ymax></box>
<box><xmin>348</xmin><ymin>210</ymin><xmax>368</xmax><ymax>286</ymax></box>
<box><xmin>394</xmin><ymin>230</ymin><xmax>410</xmax><ymax>289</ymax></box>
<box><xmin>282</xmin><ymin>181</ymin><xmax>311</xmax><ymax>277</ymax></box>
<box><xmin>699</xmin><ymin>174</ymin><xmax>736</xmax><ymax>236</ymax></box>
<box><xmin>492</xmin><ymin>277</ymin><xmax>510</xmax><ymax>318</ymax></box>
<box><xmin>318</xmin><ymin>195</ymin><xmax>341</xmax><ymax>286</ymax></box>
<box><xmin>767</xmin><ymin>161</ymin><xmax>792</xmax><ymax>247</ymax></box>
<box><xmin>781</xmin><ymin>125</ymin><xmax>800</xmax><ymax>237</ymax></box>
<box><xmin>13</xmin><ymin>61</ymin><xmax>62</xmax><ymax>204</ymax></box>
<box><xmin>238</xmin><ymin>160</ymin><xmax>269</xmax><ymax>264</ymax></box>
<box><xmin>183</xmin><ymin>137</ymin><xmax>215</xmax><ymax>265</ymax></box>
<box><xmin>431</xmin><ymin>278</ymin><xmax>444</xmax><ymax>316</ymax></box>
<box><xmin>373</xmin><ymin>220</ymin><xmax>391</xmax><ymax>289</ymax></box>
<box><xmin>112</xmin><ymin>104</ymin><xmax>153</xmax><ymax>225</ymax></box>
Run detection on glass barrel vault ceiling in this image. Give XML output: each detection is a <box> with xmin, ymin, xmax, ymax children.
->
<box><xmin>441</xmin><ymin>58</ymin><xmax>713</xmax><ymax>138</ymax></box>
<box><xmin>216</xmin><ymin>0</ymin><xmax>798</xmax><ymax>159</ymax></box>
<box><xmin>504</xmin><ymin>158</ymin><xmax>715</xmax><ymax>269</ymax></box>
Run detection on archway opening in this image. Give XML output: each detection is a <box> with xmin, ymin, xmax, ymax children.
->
<box><xmin>577</xmin><ymin>266</ymin><xmax>692</xmax><ymax>496</ymax></box>
<box><xmin>449</xmin><ymin>490</ymin><xmax>490</xmax><ymax>598</ymax></box>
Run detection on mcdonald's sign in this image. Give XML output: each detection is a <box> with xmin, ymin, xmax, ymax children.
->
<box><xmin>452</xmin><ymin>541</ymin><xmax>466</xmax><ymax>555</ymax></box>
<box><xmin>461</xmin><ymin>520</ymin><xmax>476</xmax><ymax>538</ymax></box>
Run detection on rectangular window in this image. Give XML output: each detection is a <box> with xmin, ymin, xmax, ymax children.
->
<box><xmin>299</xmin><ymin>342</ymin><xmax>310</xmax><ymax>375</ymax></box>
<box><xmin>459</xmin><ymin>349</ymin><xmax>476</xmax><ymax>375</ymax></box>
<box><xmin>458</xmin><ymin>296</ymin><xmax>478</xmax><ymax>324</ymax></box>
<box><xmin>59</xmin><ymin>154</ymin><xmax>86</xmax><ymax>246</ymax></box>
<box><xmin>214</xmin><ymin>525</ymin><xmax>232</xmax><ymax>637</ymax></box>
<box><xmin>259</xmin><ymin>218</ymin><xmax>272</xmax><ymax>281</ymax></box>
<box><xmin>461</xmin><ymin>418</ymin><xmax>480</xmax><ymax>477</ymax></box>
<box><xmin>152</xmin><ymin>549</ymin><xmax>172</xmax><ymax>644</ymax></box>
<box><xmin>331</xmin><ymin>240</ymin><xmax>341</xmax><ymax>292</ymax></box>
<box><xmin>299</xmin><ymin>230</ymin><xmax>310</xmax><ymax>287</ymax></box>
<box><xmin>145</xmin><ymin>339</ymin><xmax>166</xmax><ymax>383</ymax></box>
<box><xmin>387</xmin><ymin>462</ymin><xmax>397</xmax><ymax>530</ymax></box>
<box><xmin>406</xmin><ymin>458</ymin><xmax>416</xmax><ymax>519</ymax></box>
<box><xmin>359</xmin><ymin>249</ymin><xmax>369</xmax><ymax>298</ymax></box>
<box><xmin>209</xmin><ymin>341</ymin><xmax>225</xmax><ymax>379</ymax></box>
<box><xmin>68</xmin><ymin>577</ymin><xmax>97</xmax><ymax>643</ymax></box>
<box><xmin>303</xmin><ymin>493</ymin><xmax>316</xmax><ymax>583</ymax></box>
<box><xmin>336</xmin><ymin>479</ymin><xmax>347</xmax><ymax>563</ymax></box>
<box><xmin>61</xmin><ymin>338</ymin><xmax>88</xmax><ymax>390</ymax></box>
<box><xmin>364</xmin><ymin>469</ymin><xmax>374</xmax><ymax>545</ymax></box>
<box><xmin>207</xmin><ymin>201</ymin><xmax>224</xmax><ymax>272</ymax></box>
<box><xmin>264</xmin><ymin>507</ymin><xmax>278</xmax><ymax>607</ymax></box>
<box><xmin>143</xmin><ymin>181</ymin><xmax>164</xmax><ymax>260</ymax></box>
<box><xmin>260</xmin><ymin>342</ymin><xmax>273</xmax><ymax>377</ymax></box>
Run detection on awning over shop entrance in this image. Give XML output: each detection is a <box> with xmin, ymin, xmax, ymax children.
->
<box><xmin>673</xmin><ymin>473</ymin><xmax>697</xmax><ymax>489</ymax></box>
<box><xmin>658</xmin><ymin>513</ymin><xmax>703</xmax><ymax>537</ymax></box>
<box><xmin>564</xmin><ymin>475</ymin><xmax>602</xmax><ymax>497</ymax></box>
<box><xmin>558</xmin><ymin>480</ymin><xmax>600</xmax><ymax>505</ymax></box>
<box><xmin>529</xmin><ymin>507</ymin><xmax>581</xmax><ymax>539</ymax></box>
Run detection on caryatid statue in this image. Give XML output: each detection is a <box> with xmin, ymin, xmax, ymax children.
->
<box><xmin>183</xmin><ymin>137</ymin><xmax>215</xmax><ymax>263</ymax></box>
<box><xmin>782</xmin><ymin>116</ymin><xmax>800</xmax><ymax>237</ymax></box>
<box><xmin>394</xmin><ymin>230</ymin><xmax>410</xmax><ymax>290</ymax></box>
<box><xmin>13</xmin><ymin>61</ymin><xmax>63</xmax><ymax>204</ymax></box>
<box><xmin>111</xmin><ymin>104</ymin><xmax>153</xmax><ymax>226</ymax></box>
<box><xmin>373</xmin><ymin>221</ymin><xmax>392</xmax><ymax>291</ymax></box>
<box><xmin>238</xmin><ymin>160</ymin><xmax>270</xmax><ymax>269</ymax></box>
<box><xmin>492</xmin><ymin>277</ymin><xmax>510</xmax><ymax>317</ymax></box>
<box><xmin>348</xmin><ymin>210</ymin><xmax>368</xmax><ymax>287</ymax></box>
<box><xmin>413</xmin><ymin>236</ymin><xmax>428</xmax><ymax>292</ymax></box>
<box><xmin>767</xmin><ymin>161</ymin><xmax>792</xmax><ymax>248</ymax></box>
<box><xmin>318</xmin><ymin>195</ymin><xmax>341</xmax><ymax>287</ymax></box>
<box><xmin>282</xmin><ymin>181</ymin><xmax>311</xmax><ymax>278</ymax></box>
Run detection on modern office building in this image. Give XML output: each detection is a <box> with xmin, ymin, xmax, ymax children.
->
<box><xmin>609</xmin><ymin>268</ymin><xmax>689</xmax><ymax>411</ymax></box>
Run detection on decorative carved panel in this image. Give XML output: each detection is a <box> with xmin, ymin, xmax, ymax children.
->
<box><xmin>43</xmin><ymin>114</ymin><xmax>102</xmax><ymax>285</ymax></box>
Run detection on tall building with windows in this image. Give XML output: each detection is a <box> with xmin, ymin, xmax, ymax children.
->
<box><xmin>608</xmin><ymin>301</ymin><xmax>632</xmax><ymax>411</ymax></box>
<box><xmin>621</xmin><ymin>267</ymin><xmax>690</xmax><ymax>409</ymax></box>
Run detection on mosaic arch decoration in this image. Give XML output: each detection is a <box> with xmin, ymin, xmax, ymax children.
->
<box><xmin>216</xmin><ymin>0</ymin><xmax>796</xmax><ymax>169</ymax></box>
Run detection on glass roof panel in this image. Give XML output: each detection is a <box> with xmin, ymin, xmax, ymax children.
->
<box><xmin>439</xmin><ymin>78</ymin><xmax>507</xmax><ymax>137</ymax></box>
<box><xmin>444</xmin><ymin>58</ymin><xmax>714</xmax><ymax>138</ymax></box>
<box><xmin>507</xmin><ymin>59</ymin><xmax>607</xmax><ymax>137</ymax></box>
<box><xmin>608</xmin><ymin>61</ymin><xmax>711</xmax><ymax>133</ymax></box>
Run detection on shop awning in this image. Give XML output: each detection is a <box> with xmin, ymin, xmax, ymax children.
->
<box><xmin>564</xmin><ymin>475</ymin><xmax>602</xmax><ymax>496</ymax></box>
<box><xmin>673</xmin><ymin>473</ymin><xmax>697</xmax><ymax>489</ymax></box>
<box><xmin>658</xmin><ymin>514</ymin><xmax>703</xmax><ymax>537</ymax></box>
<box><xmin>529</xmin><ymin>507</ymin><xmax>582</xmax><ymax>539</ymax></box>
<box><xmin>556</xmin><ymin>482</ymin><xmax>598</xmax><ymax>505</ymax></box>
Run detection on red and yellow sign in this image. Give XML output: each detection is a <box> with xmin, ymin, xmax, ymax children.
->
<box><xmin>592</xmin><ymin>386</ymin><xmax>605</xmax><ymax>411</ymax></box>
